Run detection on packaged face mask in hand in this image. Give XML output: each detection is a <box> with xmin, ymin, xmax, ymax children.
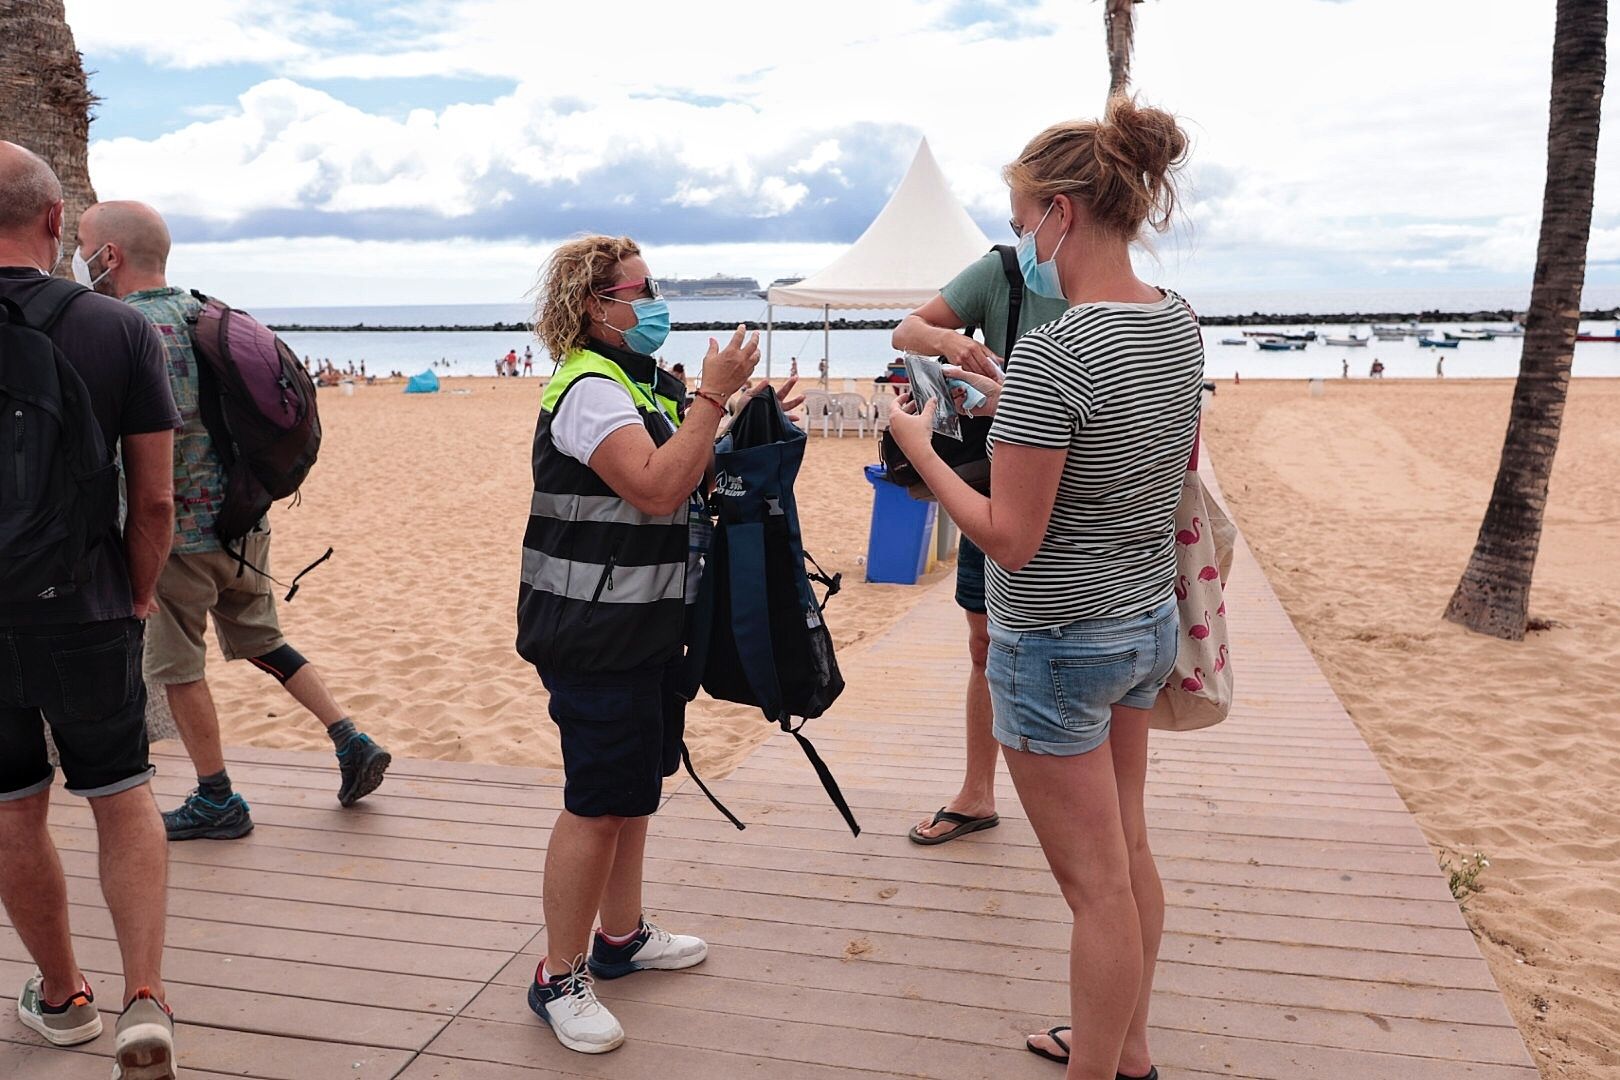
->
<box><xmin>902</xmin><ymin>353</ymin><xmax>963</xmax><ymax>441</ymax></box>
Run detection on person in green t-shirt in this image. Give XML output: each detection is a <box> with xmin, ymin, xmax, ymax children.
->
<box><xmin>891</xmin><ymin>248</ymin><xmax>1067</xmax><ymax>845</ymax></box>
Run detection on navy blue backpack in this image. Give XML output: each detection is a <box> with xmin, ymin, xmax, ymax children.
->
<box><xmin>680</xmin><ymin>387</ymin><xmax>858</xmax><ymax>836</ymax></box>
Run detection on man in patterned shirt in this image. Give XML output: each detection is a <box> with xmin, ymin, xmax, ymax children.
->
<box><xmin>78</xmin><ymin>201</ymin><xmax>392</xmax><ymax>840</ymax></box>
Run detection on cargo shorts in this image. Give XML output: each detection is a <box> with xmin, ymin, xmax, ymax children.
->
<box><xmin>144</xmin><ymin>531</ymin><xmax>286</xmax><ymax>684</ymax></box>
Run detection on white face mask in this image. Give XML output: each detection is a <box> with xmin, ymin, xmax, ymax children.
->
<box><xmin>71</xmin><ymin>244</ymin><xmax>111</xmax><ymax>289</ymax></box>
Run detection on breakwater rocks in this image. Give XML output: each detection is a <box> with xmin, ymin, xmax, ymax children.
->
<box><xmin>266</xmin><ymin>309</ymin><xmax>1620</xmax><ymax>334</ymax></box>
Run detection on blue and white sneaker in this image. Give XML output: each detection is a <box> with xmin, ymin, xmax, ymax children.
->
<box><xmin>527</xmin><ymin>959</ymin><xmax>624</xmax><ymax>1054</ymax></box>
<box><xmin>162</xmin><ymin>789</ymin><xmax>253</xmax><ymax>841</ymax></box>
<box><xmin>587</xmin><ymin>919</ymin><xmax>708</xmax><ymax>980</ymax></box>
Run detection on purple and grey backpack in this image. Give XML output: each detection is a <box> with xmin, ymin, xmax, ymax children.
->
<box><xmin>187</xmin><ymin>291</ymin><xmax>327</xmax><ymax>592</ymax></box>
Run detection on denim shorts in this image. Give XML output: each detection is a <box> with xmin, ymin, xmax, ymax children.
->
<box><xmin>988</xmin><ymin>599</ymin><xmax>1178</xmax><ymax>757</ymax></box>
<box><xmin>540</xmin><ymin>659</ymin><xmax>685</xmax><ymax>818</ymax></box>
<box><xmin>0</xmin><ymin>618</ymin><xmax>155</xmax><ymax>800</ymax></box>
<box><xmin>955</xmin><ymin>535</ymin><xmax>987</xmax><ymax>614</ymax></box>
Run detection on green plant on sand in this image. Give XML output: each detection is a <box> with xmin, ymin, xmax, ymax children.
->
<box><xmin>1441</xmin><ymin>851</ymin><xmax>1491</xmax><ymax>906</ymax></box>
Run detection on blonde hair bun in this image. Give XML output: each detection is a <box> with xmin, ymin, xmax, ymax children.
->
<box><xmin>1004</xmin><ymin>95</ymin><xmax>1188</xmax><ymax>238</ymax></box>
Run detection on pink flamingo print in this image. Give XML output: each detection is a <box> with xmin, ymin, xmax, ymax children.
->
<box><xmin>1198</xmin><ymin>565</ymin><xmax>1219</xmax><ymax>582</ymax></box>
<box><xmin>1181</xmin><ymin>668</ymin><xmax>1205</xmax><ymax>692</ymax></box>
<box><xmin>1175</xmin><ymin>517</ymin><xmax>1203</xmax><ymax>546</ymax></box>
<box><xmin>1216</xmin><ymin>600</ymin><xmax>1227</xmax><ymax>617</ymax></box>
<box><xmin>1174</xmin><ymin>574</ymin><xmax>1190</xmax><ymax>601</ymax></box>
<box><xmin>1214</xmin><ymin>644</ymin><xmax>1229</xmax><ymax>672</ymax></box>
<box><xmin>1189</xmin><ymin>611</ymin><xmax>1212</xmax><ymax>641</ymax></box>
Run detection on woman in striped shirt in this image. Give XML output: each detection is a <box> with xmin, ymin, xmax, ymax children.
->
<box><xmin>888</xmin><ymin>98</ymin><xmax>1203</xmax><ymax>1080</ymax></box>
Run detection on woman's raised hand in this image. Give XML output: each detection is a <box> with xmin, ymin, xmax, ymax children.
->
<box><xmin>701</xmin><ymin>324</ymin><xmax>761</xmax><ymax>398</ymax></box>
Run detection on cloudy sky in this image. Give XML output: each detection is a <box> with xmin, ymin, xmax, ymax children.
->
<box><xmin>64</xmin><ymin>0</ymin><xmax>1618</xmax><ymax>308</ymax></box>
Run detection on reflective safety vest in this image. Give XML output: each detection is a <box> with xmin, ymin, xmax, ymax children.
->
<box><xmin>515</xmin><ymin>342</ymin><xmax>693</xmax><ymax>673</ymax></box>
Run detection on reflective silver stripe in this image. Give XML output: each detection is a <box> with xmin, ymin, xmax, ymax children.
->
<box><xmin>520</xmin><ymin>548</ymin><xmax>684</xmax><ymax>604</ymax></box>
<box><xmin>529</xmin><ymin>491</ymin><xmax>683</xmax><ymax>527</ymax></box>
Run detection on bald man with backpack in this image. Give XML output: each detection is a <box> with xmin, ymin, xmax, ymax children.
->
<box><xmin>0</xmin><ymin>142</ymin><xmax>181</xmax><ymax>1079</ymax></box>
<box><xmin>79</xmin><ymin>199</ymin><xmax>393</xmax><ymax>842</ymax></box>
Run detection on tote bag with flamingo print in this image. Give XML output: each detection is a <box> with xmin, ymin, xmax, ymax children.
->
<box><xmin>1148</xmin><ymin>430</ymin><xmax>1235</xmax><ymax>732</ymax></box>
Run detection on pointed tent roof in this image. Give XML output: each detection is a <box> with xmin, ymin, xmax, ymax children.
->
<box><xmin>767</xmin><ymin>139</ymin><xmax>992</xmax><ymax>310</ymax></box>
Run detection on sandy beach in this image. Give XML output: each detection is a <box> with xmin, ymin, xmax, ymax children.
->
<box><xmin>166</xmin><ymin>376</ymin><xmax>944</xmax><ymax>779</ymax></box>
<box><xmin>1203</xmin><ymin>378</ymin><xmax>1620</xmax><ymax>1079</ymax></box>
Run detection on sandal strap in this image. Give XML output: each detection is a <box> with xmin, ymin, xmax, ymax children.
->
<box><xmin>1046</xmin><ymin>1025</ymin><xmax>1071</xmax><ymax>1053</ymax></box>
<box><xmin>931</xmin><ymin>808</ymin><xmax>979</xmax><ymax>826</ymax></box>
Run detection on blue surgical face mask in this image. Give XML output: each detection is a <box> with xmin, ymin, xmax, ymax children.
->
<box><xmin>1015</xmin><ymin>202</ymin><xmax>1067</xmax><ymax>301</ymax></box>
<box><xmin>601</xmin><ymin>296</ymin><xmax>671</xmax><ymax>355</ymax></box>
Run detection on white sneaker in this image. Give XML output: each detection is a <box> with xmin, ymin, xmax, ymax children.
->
<box><xmin>588</xmin><ymin>919</ymin><xmax>708</xmax><ymax>979</ymax></box>
<box><xmin>111</xmin><ymin>989</ymin><xmax>176</xmax><ymax>1079</ymax></box>
<box><xmin>527</xmin><ymin>960</ymin><xmax>624</xmax><ymax>1054</ymax></box>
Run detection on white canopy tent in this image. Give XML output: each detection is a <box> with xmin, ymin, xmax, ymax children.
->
<box><xmin>763</xmin><ymin>138</ymin><xmax>992</xmax><ymax>378</ymax></box>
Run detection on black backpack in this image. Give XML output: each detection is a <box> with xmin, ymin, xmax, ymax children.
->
<box><xmin>679</xmin><ymin>387</ymin><xmax>859</xmax><ymax>836</ymax></box>
<box><xmin>0</xmin><ymin>280</ymin><xmax>119</xmax><ymax>604</ymax></box>
<box><xmin>880</xmin><ymin>244</ymin><xmax>1023</xmax><ymax>496</ymax></box>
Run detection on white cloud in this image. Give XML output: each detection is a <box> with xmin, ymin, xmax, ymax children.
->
<box><xmin>70</xmin><ymin>0</ymin><xmax>1620</xmax><ymax>299</ymax></box>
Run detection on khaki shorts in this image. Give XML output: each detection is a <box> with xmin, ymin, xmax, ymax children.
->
<box><xmin>144</xmin><ymin>532</ymin><xmax>285</xmax><ymax>684</ymax></box>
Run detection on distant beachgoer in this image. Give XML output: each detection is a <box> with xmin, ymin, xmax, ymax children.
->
<box><xmin>84</xmin><ymin>200</ymin><xmax>392</xmax><ymax>847</ymax></box>
<box><xmin>0</xmin><ymin>144</ymin><xmax>180</xmax><ymax>1075</ymax></box>
<box><xmin>518</xmin><ymin>234</ymin><xmax>801</xmax><ymax>1056</ymax></box>
<box><xmin>524</xmin><ymin>345</ymin><xmax>534</xmax><ymax>375</ymax></box>
<box><xmin>892</xmin><ymin>199</ymin><xmax>1066</xmax><ymax>851</ymax></box>
<box><xmin>886</xmin><ymin>99</ymin><xmax>1198</xmax><ymax>1080</ymax></box>
<box><xmin>360</xmin><ymin>359</ymin><xmax>366</xmax><ymax>378</ymax></box>
<box><xmin>1342</xmin><ymin>358</ymin><xmax>1349</xmax><ymax>379</ymax></box>
<box><xmin>817</xmin><ymin>356</ymin><xmax>829</xmax><ymax>389</ymax></box>
<box><xmin>1436</xmin><ymin>357</ymin><xmax>1445</xmax><ymax>378</ymax></box>
<box><xmin>670</xmin><ymin>362</ymin><xmax>686</xmax><ymax>384</ymax></box>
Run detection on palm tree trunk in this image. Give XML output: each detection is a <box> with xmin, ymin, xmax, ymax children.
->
<box><xmin>0</xmin><ymin>0</ymin><xmax>99</xmax><ymax>279</ymax></box>
<box><xmin>1444</xmin><ymin>0</ymin><xmax>1607</xmax><ymax>640</ymax></box>
<box><xmin>1105</xmin><ymin>0</ymin><xmax>1139</xmax><ymax>98</ymax></box>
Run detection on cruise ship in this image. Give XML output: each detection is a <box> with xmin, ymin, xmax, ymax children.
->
<box><xmin>654</xmin><ymin>274</ymin><xmax>762</xmax><ymax>298</ymax></box>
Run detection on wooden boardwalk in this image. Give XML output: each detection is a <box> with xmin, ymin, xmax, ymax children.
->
<box><xmin>1</xmin><ymin>481</ymin><xmax>1536</xmax><ymax>1078</ymax></box>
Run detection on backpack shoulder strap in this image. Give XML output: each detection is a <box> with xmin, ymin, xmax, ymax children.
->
<box><xmin>992</xmin><ymin>244</ymin><xmax>1024</xmax><ymax>355</ymax></box>
<box><xmin>17</xmin><ymin>278</ymin><xmax>89</xmax><ymax>335</ymax></box>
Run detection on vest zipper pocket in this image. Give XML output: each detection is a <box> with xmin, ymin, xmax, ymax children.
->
<box><xmin>584</xmin><ymin>550</ymin><xmax>618</xmax><ymax>622</ymax></box>
<box><xmin>12</xmin><ymin>409</ymin><xmax>26</xmax><ymax>500</ymax></box>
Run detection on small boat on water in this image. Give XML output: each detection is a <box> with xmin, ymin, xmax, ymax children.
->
<box><xmin>1577</xmin><ymin>328</ymin><xmax>1620</xmax><ymax>342</ymax></box>
<box><xmin>1444</xmin><ymin>330</ymin><xmax>1493</xmax><ymax>341</ymax></box>
<box><xmin>1219</xmin><ymin>337</ymin><xmax>1247</xmax><ymax>346</ymax></box>
<box><xmin>1470</xmin><ymin>326</ymin><xmax>1521</xmax><ymax>336</ymax></box>
<box><xmin>1278</xmin><ymin>331</ymin><xmax>1318</xmax><ymax>342</ymax></box>
<box><xmin>1323</xmin><ymin>334</ymin><xmax>1369</xmax><ymax>346</ymax></box>
<box><xmin>1373</xmin><ymin>323</ymin><xmax>1435</xmax><ymax>336</ymax></box>
<box><xmin>1256</xmin><ymin>340</ymin><xmax>1305</xmax><ymax>352</ymax></box>
<box><xmin>1418</xmin><ymin>337</ymin><xmax>1459</xmax><ymax>348</ymax></box>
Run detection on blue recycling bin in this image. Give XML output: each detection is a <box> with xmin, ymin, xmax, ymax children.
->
<box><xmin>864</xmin><ymin>465</ymin><xmax>938</xmax><ymax>584</ymax></box>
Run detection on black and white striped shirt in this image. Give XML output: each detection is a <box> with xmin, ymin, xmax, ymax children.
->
<box><xmin>986</xmin><ymin>289</ymin><xmax>1204</xmax><ymax>630</ymax></box>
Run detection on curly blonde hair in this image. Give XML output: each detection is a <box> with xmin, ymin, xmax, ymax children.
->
<box><xmin>1003</xmin><ymin>95</ymin><xmax>1189</xmax><ymax>239</ymax></box>
<box><xmin>533</xmin><ymin>234</ymin><xmax>641</xmax><ymax>361</ymax></box>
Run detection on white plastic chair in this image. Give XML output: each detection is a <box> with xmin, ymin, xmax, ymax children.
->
<box><xmin>870</xmin><ymin>395</ymin><xmax>894</xmax><ymax>439</ymax></box>
<box><xmin>832</xmin><ymin>392</ymin><xmax>870</xmax><ymax>438</ymax></box>
<box><xmin>801</xmin><ymin>391</ymin><xmax>836</xmax><ymax>437</ymax></box>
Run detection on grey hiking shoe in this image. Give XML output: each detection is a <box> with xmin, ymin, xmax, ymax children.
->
<box><xmin>163</xmin><ymin>789</ymin><xmax>253</xmax><ymax>841</ymax></box>
<box><xmin>112</xmin><ymin>989</ymin><xmax>175</xmax><ymax>1080</ymax></box>
<box><xmin>336</xmin><ymin>732</ymin><xmax>391</xmax><ymax>806</ymax></box>
<box><xmin>17</xmin><ymin>971</ymin><xmax>101</xmax><ymax>1046</ymax></box>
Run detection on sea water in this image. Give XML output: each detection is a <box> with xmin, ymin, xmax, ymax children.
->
<box><xmin>268</xmin><ymin>286</ymin><xmax>1620</xmax><ymax>382</ymax></box>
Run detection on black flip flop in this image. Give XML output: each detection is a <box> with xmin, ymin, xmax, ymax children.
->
<box><xmin>1026</xmin><ymin>1025</ymin><xmax>1070</xmax><ymax>1064</ymax></box>
<box><xmin>907</xmin><ymin>807</ymin><xmax>1000</xmax><ymax>845</ymax></box>
<box><xmin>1024</xmin><ymin>1027</ymin><xmax>1158</xmax><ymax>1079</ymax></box>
